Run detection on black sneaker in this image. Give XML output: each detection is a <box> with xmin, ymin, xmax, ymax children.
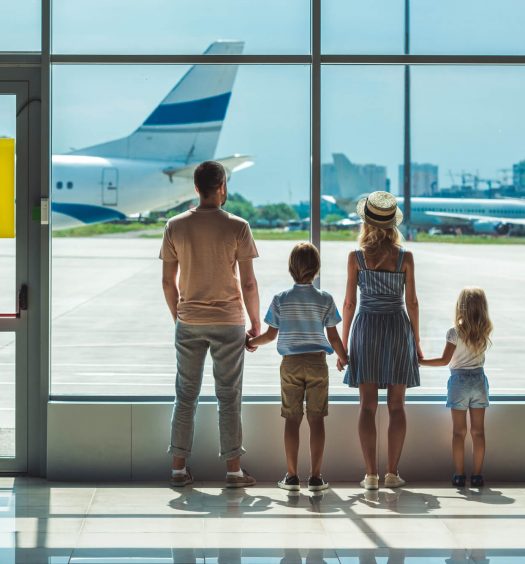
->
<box><xmin>308</xmin><ymin>475</ymin><xmax>329</xmax><ymax>492</ymax></box>
<box><xmin>471</xmin><ymin>474</ymin><xmax>485</xmax><ymax>487</ymax></box>
<box><xmin>278</xmin><ymin>474</ymin><xmax>300</xmax><ymax>491</ymax></box>
<box><xmin>452</xmin><ymin>474</ymin><xmax>466</xmax><ymax>487</ymax></box>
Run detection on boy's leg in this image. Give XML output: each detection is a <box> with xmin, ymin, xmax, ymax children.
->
<box><xmin>451</xmin><ymin>409</ymin><xmax>468</xmax><ymax>475</ymax></box>
<box><xmin>469</xmin><ymin>408</ymin><xmax>486</xmax><ymax>475</ymax></box>
<box><xmin>304</xmin><ymin>354</ymin><xmax>329</xmax><ymax>478</ymax></box>
<box><xmin>170</xmin><ymin>322</ymin><xmax>208</xmax><ymax>466</ymax></box>
<box><xmin>284</xmin><ymin>418</ymin><xmax>301</xmax><ymax>476</ymax></box>
<box><xmin>386</xmin><ymin>384</ymin><xmax>407</xmax><ymax>475</ymax></box>
<box><xmin>209</xmin><ymin>325</ymin><xmax>247</xmax><ymax>463</ymax></box>
<box><xmin>280</xmin><ymin>355</ymin><xmax>307</xmax><ymax>476</ymax></box>
<box><xmin>359</xmin><ymin>383</ymin><xmax>379</xmax><ymax>476</ymax></box>
<box><xmin>307</xmin><ymin>414</ymin><xmax>325</xmax><ymax>478</ymax></box>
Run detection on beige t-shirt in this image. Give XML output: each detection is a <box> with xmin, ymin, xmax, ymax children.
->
<box><xmin>446</xmin><ymin>326</ymin><xmax>485</xmax><ymax>369</ymax></box>
<box><xmin>159</xmin><ymin>207</ymin><xmax>258</xmax><ymax>325</ymax></box>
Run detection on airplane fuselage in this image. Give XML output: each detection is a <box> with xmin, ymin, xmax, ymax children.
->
<box><xmin>52</xmin><ymin>155</ymin><xmax>195</xmax><ymax>230</ymax></box>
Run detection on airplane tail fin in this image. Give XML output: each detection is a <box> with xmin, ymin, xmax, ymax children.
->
<box><xmin>72</xmin><ymin>41</ymin><xmax>244</xmax><ymax>162</ymax></box>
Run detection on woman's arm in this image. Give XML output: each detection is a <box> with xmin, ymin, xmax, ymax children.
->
<box><xmin>248</xmin><ymin>326</ymin><xmax>279</xmax><ymax>348</ymax></box>
<box><xmin>419</xmin><ymin>342</ymin><xmax>456</xmax><ymax>366</ymax></box>
<box><xmin>404</xmin><ymin>251</ymin><xmax>423</xmax><ymax>359</ymax></box>
<box><xmin>341</xmin><ymin>251</ymin><xmax>358</xmax><ymax>352</ymax></box>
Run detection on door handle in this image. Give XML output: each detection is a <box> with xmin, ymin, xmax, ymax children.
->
<box><xmin>17</xmin><ymin>284</ymin><xmax>28</xmax><ymax>316</ymax></box>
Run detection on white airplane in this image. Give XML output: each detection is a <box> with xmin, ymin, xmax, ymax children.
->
<box><xmin>324</xmin><ymin>154</ymin><xmax>525</xmax><ymax>235</ymax></box>
<box><xmin>52</xmin><ymin>41</ymin><xmax>253</xmax><ymax>230</ymax></box>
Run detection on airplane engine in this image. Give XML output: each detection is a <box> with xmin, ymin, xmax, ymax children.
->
<box><xmin>472</xmin><ymin>220</ymin><xmax>510</xmax><ymax>236</ymax></box>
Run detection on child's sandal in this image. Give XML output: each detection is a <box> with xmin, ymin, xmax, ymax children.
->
<box><xmin>452</xmin><ymin>474</ymin><xmax>466</xmax><ymax>487</ymax></box>
<box><xmin>470</xmin><ymin>474</ymin><xmax>484</xmax><ymax>487</ymax></box>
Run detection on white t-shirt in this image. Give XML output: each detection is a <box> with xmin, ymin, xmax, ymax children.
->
<box><xmin>446</xmin><ymin>327</ymin><xmax>485</xmax><ymax>369</ymax></box>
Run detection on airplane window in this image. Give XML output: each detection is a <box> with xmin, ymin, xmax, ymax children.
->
<box><xmin>67</xmin><ymin>181</ymin><xmax>73</xmax><ymax>189</ymax></box>
<box><xmin>56</xmin><ymin>181</ymin><xmax>63</xmax><ymax>189</ymax></box>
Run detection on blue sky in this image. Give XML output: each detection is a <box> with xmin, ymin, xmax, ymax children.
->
<box><xmin>2</xmin><ymin>1</ymin><xmax>525</xmax><ymax>203</ymax></box>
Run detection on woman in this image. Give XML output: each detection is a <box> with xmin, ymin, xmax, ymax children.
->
<box><xmin>340</xmin><ymin>191</ymin><xmax>422</xmax><ymax>490</ymax></box>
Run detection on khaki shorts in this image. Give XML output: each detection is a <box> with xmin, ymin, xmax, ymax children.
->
<box><xmin>280</xmin><ymin>352</ymin><xmax>329</xmax><ymax>420</ymax></box>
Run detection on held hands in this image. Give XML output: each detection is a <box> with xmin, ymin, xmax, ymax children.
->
<box><xmin>245</xmin><ymin>323</ymin><xmax>260</xmax><ymax>353</ymax></box>
<box><xmin>336</xmin><ymin>346</ymin><xmax>349</xmax><ymax>372</ymax></box>
<box><xmin>336</xmin><ymin>356</ymin><xmax>348</xmax><ymax>372</ymax></box>
<box><xmin>416</xmin><ymin>341</ymin><xmax>424</xmax><ymax>362</ymax></box>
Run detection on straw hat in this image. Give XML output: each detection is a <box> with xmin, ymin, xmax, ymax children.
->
<box><xmin>356</xmin><ymin>191</ymin><xmax>403</xmax><ymax>229</ymax></box>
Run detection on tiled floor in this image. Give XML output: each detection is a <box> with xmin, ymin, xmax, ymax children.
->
<box><xmin>0</xmin><ymin>478</ymin><xmax>524</xmax><ymax>563</ymax></box>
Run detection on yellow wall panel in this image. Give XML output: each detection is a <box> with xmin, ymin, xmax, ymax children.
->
<box><xmin>0</xmin><ymin>138</ymin><xmax>15</xmax><ymax>238</ymax></box>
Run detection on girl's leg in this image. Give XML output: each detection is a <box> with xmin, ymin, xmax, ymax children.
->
<box><xmin>469</xmin><ymin>408</ymin><xmax>486</xmax><ymax>475</ymax></box>
<box><xmin>386</xmin><ymin>384</ymin><xmax>407</xmax><ymax>474</ymax></box>
<box><xmin>358</xmin><ymin>383</ymin><xmax>379</xmax><ymax>475</ymax></box>
<box><xmin>284</xmin><ymin>418</ymin><xmax>301</xmax><ymax>476</ymax></box>
<box><xmin>451</xmin><ymin>409</ymin><xmax>468</xmax><ymax>475</ymax></box>
<box><xmin>307</xmin><ymin>414</ymin><xmax>325</xmax><ymax>477</ymax></box>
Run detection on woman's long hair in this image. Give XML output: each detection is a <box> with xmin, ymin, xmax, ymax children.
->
<box><xmin>358</xmin><ymin>223</ymin><xmax>403</xmax><ymax>262</ymax></box>
<box><xmin>455</xmin><ymin>287</ymin><xmax>493</xmax><ymax>355</ymax></box>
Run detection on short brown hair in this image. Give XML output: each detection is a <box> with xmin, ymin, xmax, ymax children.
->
<box><xmin>194</xmin><ymin>160</ymin><xmax>226</xmax><ymax>198</ymax></box>
<box><xmin>289</xmin><ymin>242</ymin><xmax>320</xmax><ymax>284</ymax></box>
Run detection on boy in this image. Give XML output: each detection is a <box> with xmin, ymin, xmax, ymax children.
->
<box><xmin>248</xmin><ymin>242</ymin><xmax>347</xmax><ymax>491</ymax></box>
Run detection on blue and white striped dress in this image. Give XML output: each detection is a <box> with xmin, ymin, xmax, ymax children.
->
<box><xmin>344</xmin><ymin>248</ymin><xmax>420</xmax><ymax>389</ymax></box>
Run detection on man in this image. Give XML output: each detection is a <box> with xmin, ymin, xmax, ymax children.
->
<box><xmin>160</xmin><ymin>160</ymin><xmax>260</xmax><ymax>487</ymax></box>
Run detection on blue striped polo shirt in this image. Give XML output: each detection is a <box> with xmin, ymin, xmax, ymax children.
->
<box><xmin>264</xmin><ymin>284</ymin><xmax>342</xmax><ymax>356</ymax></box>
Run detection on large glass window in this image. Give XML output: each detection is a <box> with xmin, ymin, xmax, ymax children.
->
<box><xmin>0</xmin><ymin>96</ymin><xmax>17</xmax><ymax>314</ymax></box>
<box><xmin>411</xmin><ymin>0</ymin><xmax>525</xmax><ymax>55</ymax></box>
<box><xmin>51</xmin><ymin>64</ymin><xmax>310</xmax><ymax>396</ymax></box>
<box><xmin>46</xmin><ymin>2</ymin><xmax>525</xmax><ymax>399</ymax></box>
<box><xmin>322</xmin><ymin>0</ymin><xmax>405</xmax><ymax>54</ymax></box>
<box><xmin>52</xmin><ymin>0</ymin><xmax>310</xmax><ymax>55</ymax></box>
<box><xmin>321</xmin><ymin>65</ymin><xmax>404</xmax><ymax>395</ymax></box>
<box><xmin>0</xmin><ymin>0</ymin><xmax>41</xmax><ymax>52</ymax></box>
<box><xmin>411</xmin><ymin>65</ymin><xmax>525</xmax><ymax>396</ymax></box>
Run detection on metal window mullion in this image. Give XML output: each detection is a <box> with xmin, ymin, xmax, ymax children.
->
<box><xmin>50</xmin><ymin>54</ymin><xmax>311</xmax><ymax>64</ymax></box>
<box><xmin>311</xmin><ymin>0</ymin><xmax>321</xmax><ymax>284</ymax></box>
<box><xmin>38</xmin><ymin>0</ymin><xmax>51</xmax><ymax>476</ymax></box>
<box><xmin>321</xmin><ymin>54</ymin><xmax>525</xmax><ymax>65</ymax></box>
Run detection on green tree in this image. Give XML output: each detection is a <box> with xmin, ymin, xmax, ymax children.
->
<box><xmin>223</xmin><ymin>193</ymin><xmax>258</xmax><ymax>223</ymax></box>
<box><xmin>257</xmin><ymin>203</ymin><xmax>299</xmax><ymax>223</ymax></box>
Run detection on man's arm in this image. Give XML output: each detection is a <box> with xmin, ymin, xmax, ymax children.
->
<box><xmin>162</xmin><ymin>260</ymin><xmax>179</xmax><ymax>323</ymax></box>
<box><xmin>238</xmin><ymin>259</ymin><xmax>260</xmax><ymax>337</ymax></box>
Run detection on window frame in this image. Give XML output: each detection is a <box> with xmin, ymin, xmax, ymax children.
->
<box><xmin>33</xmin><ymin>0</ymin><xmax>525</xmax><ymax>401</ymax></box>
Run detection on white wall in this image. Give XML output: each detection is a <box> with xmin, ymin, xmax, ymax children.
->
<box><xmin>47</xmin><ymin>402</ymin><xmax>525</xmax><ymax>482</ymax></box>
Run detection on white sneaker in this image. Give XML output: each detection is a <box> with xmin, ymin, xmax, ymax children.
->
<box><xmin>384</xmin><ymin>472</ymin><xmax>406</xmax><ymax>488</ymax></box>
<box><xmin>360</xmin><ymin>474</ymin><xmax>379</xmax><ymax>490</ymax></box>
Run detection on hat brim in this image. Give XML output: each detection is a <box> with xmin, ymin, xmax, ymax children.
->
<box><xmin>356</xmin><ymin>196</ymin><xmax>403</xmax><ymax>228</ymax></box>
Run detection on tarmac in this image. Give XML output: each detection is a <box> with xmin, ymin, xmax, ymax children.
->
<box><xmin>1</xmin><ymin>237</ymin><xmax>524</xmax><ymax>413</ymax></box>
<box><xmin>46</xmin><ymin>238</ymin><xmax>525</xmax><ymax>398</ymax></box>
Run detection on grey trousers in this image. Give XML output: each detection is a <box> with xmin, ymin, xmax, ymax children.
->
<box><xmin>168</xmin><ymin>320</ymin><xmax>246</xmax><ymax>460</ymax></box>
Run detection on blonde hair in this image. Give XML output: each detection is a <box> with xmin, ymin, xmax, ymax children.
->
<box><xmin>455</xmin><ymin>287</ymin><xmax>493</xmax><ymax>355</ymax></box>
<box><xmin>358</xmin><ymin>223</ymin><xmax>403</xmax><ymax>259</ymax></box>
<box><xmin>289</xmin><ymin>242</ymin><xmax>320</xmax><ymax>284</ymax></box>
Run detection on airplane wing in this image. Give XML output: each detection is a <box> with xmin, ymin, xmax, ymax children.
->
<box><xmin>163</xmin><ymin>154</ymin><xmax>254</xmax><ymax>182</ymax></box>
<box><xmin>424</xmin><ymin>211</ymin><xmax>525</xmax><ymax>227</ymax></box>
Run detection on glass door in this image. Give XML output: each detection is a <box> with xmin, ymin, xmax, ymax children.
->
<box><xmin>0</xmin><ymin>82</ymin><xmax>29</xmax><ymax>472</ymax></box>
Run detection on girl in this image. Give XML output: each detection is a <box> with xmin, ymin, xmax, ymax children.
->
<box><xmin>341</xmin><ymin>191</ymin><xmax>421</xmax><ymax>490</ymax></box>
<box><xmin>420</xmin><ymin>287</ymin><xmax>492</xmax><ymax>488</ymax></box>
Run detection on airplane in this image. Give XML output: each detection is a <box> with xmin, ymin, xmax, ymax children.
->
<box><xmin>51</xmin><ymin>41</ymin><xmax>253</xmax><ymax>230</ymax></box>
<box><xmin>323</xmin><ymin>154</ymin><xmax>525</xmax><ymax>235</ymax></box>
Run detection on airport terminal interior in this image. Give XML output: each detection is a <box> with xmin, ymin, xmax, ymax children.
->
<box><xmin>1</xmin><ymin>1</ymin><xmax>525</xmax><ymax>562</ymax></box>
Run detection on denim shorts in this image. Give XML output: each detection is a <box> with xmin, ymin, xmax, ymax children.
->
<box><xmin>447</xmin><ymin>368</ymin><xmax>489</xmax><ymax>410</ymax></box>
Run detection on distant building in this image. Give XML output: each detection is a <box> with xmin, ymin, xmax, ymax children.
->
<box><xmin>398</xmin><ymin>163</ymin><xmax>439</xmax><ymax>196</ymax></box>
<box><xmin>513</xmin><ymin>160</ymin><xmax>525</xmax><ymax>192</ymax></box>
<box><xmin>321</xmin><ymin>162</ymin><xmax>340</xmax><ymax>197</ymax></box>
<box><xmin>322</xmin><ymin>153</ymin><xmax>388</xmax><ymax>200</ymax></box>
